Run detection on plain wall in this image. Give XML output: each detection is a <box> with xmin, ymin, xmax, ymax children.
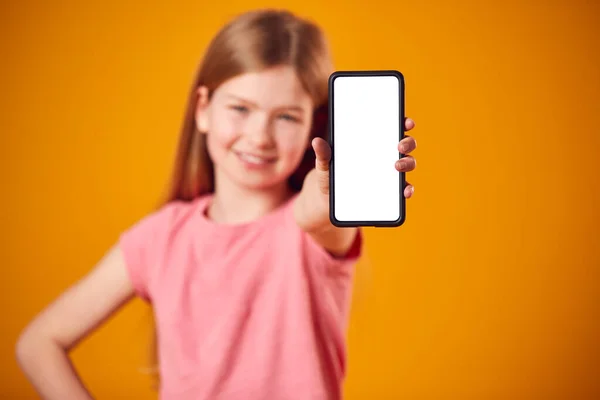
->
<box><xmin>1</xmin><ymin>1</ymin><xmax>599</xmax><ymax>398</ymax></box>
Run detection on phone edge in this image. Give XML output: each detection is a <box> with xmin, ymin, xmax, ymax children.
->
<box><xmin>328</xmin><ymin>70</ymin><xmax>406</xmax><ymax>228</ymax></box>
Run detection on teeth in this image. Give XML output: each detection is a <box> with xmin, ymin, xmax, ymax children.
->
<box><xmin>239</xmin><ymin>152</ymin><xmax>269</xmax><ymax>164</ymax></box>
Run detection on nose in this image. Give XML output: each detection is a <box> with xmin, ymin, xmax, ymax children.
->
<box><xmin>244</xmin><ymin>114</ymin><xmax>274</xmax><ymax>148</ymax></box>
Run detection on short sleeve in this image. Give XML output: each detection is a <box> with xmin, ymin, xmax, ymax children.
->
<box><xmin>118</xmin><ymin>207</ymin><xmax>171</xmax><ymax>302</ymax></box>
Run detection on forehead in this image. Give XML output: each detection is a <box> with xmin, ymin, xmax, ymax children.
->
<box><xmin>214</xmin><ymin>66</ymin><xmax>312</xmax><ymax>109</ymax></box>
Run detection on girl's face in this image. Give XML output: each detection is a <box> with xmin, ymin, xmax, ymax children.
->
<box><xmin>196</xmin><ymin>65</ymin><xmax>314</xmax><ymax>191</ymax></box>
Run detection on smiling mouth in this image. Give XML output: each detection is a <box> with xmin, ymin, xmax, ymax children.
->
<box><xmin>235</xmin><ymin>151</ymin><xmax>277</xmax><ymax>165</ymax></box>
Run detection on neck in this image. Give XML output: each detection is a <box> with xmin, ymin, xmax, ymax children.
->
<box><xmin>208</xmin><ymin>172</ymin><xmax>294</xmax><ymax>224</ymax></box>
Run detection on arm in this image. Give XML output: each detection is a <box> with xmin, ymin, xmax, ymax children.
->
<box><xmin>15</xmin><ymin>244</ymin><xmax>136</xmax><ymax>400</ymax></box>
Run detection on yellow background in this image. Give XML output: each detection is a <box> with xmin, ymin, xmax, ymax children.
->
<box><xmin>2</xmin><ymin>0</ymin><xmax>599</xmax><ymax>398</ymax></box>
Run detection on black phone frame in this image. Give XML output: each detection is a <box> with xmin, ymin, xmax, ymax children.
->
<box><xmin>328</xmin><ymin>70</ymin><xmax>406</xmax><ymax>228</ymax></box>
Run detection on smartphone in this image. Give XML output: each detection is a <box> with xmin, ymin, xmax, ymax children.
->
<box><xmin>328</xmin><ymin>70</ymin><xmax>405</xmax><ymax>227</ymax></box>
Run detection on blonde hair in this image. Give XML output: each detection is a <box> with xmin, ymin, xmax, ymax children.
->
<box><xmin>146</xmin><ymin>8</ymin><xmax>335</xmax><ymax>387</ymax></box>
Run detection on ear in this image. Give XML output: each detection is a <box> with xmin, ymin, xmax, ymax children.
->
<box><xmin>195</xmin><ymin>86</ymin><xmax>210</xmax><ymax>133</ymax></box>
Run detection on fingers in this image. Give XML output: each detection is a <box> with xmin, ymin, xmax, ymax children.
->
<box><xmin>395</xmin><ymin>156</ymin><xmax>416</xmax><ymax>172</ymax></box>
<box><xmin>403</xmin><ymin>118</ymin><xmax>416</xmax><ymax>199</ymax></box>
<box><xmin>404</xmin><ymin>183</ymin><xmax>415</xmax><ymax>198</ymax></box>
<box><xmin>311</xmin><ymin>137</ymin><xmax>331</xmax><ymax>172</ymax></box>
<box><xmin>398</xmin><ymin>136</ymin><xmax>417</xmax><ymax>154</ymax></box>
<box><xmin>399</xmin><ymin>117</ymin><xmax>416</xmax><ymax>154</ymax></box>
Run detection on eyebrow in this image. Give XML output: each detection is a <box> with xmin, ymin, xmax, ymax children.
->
<box><xmin>224</xmin><ymin>94</ymin><xmax>305</xmax><ymax>112</ymax></box>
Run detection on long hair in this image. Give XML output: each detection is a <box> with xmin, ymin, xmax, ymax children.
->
<box><xmin>165</xmin><ymin>9</ymin><xmax>332</xmax><ymax>202</ymax></box>
<box><xmin>146</xmin><ymin>8</ymin><xmax>334</xmax><ymax>386</ymax></box>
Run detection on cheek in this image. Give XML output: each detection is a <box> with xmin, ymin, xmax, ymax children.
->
<box><xmin>276</xmin><ymin>126</ymin><xmax>311</xmax><ymax>162</ymax></box>
<box><xmin>206</xmin><ymin>108</ymin><xmax>241</xmax><ymax>154</ymax></box>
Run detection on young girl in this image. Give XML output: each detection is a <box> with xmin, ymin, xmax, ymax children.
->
<box><xmin>16</xmin><ymin>9</ymin><xmax>417</xmax><ymax>400</ymax></box>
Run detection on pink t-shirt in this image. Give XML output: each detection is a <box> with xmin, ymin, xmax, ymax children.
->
<box><xmin>119</xmin><ymin>194</ymin><xmax>362</xmax><ymax>400</ymax></box>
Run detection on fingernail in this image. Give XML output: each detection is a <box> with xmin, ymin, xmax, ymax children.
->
<box><xmin>396</xmin><ymin>160</ymin><xmax>403</xmax><ymax>169</ymax></box>
<box><xmin>399</xmin><ymin>144</ymin><xmax>406</xmax><ymax>153</ymax></box>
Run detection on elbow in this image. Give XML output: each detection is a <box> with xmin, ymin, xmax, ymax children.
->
<box><xmin>15</xmin><ymin>328</ymin><xmax>36</xmax><ymax>369</ymax></box>
<box><xmin>15</xmin><ymin>325</ymin><xmax>54</xmax><ymax>371</ymax></box>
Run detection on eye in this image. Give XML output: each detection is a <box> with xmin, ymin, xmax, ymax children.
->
<box><xmin>230</xmin><ymin>105</ymin><xmax>249</xmax><ymax>113</ymax></box>
<box><xmin>278</xmin><ymin>113</ymin><xmax>300</xmax><ymax>123</ymax></box>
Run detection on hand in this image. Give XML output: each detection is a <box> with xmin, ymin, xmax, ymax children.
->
<box><xmin>296</xmin><ymin>118</ymin><xmax>417</xmax><ymax>232</ymax></box>
<box><xmin>396</xmin><ymin>118</ymin><xmax>417</xmax><ymax>198</ymax></box>
<box><xmin>311</xmin><ymin>117</ymin><xmax>418</xmax><ymax>198</ymax></box>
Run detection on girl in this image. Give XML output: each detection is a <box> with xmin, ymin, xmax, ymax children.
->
<box><xmin>16</xmin><ymin>9</ymin><xmax>417</xmax><ymax>400</ymax></box>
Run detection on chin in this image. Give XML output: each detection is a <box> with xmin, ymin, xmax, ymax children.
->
<box><xmin>230</xmin><ymin>171</ymin><xmax>290</xmax><ymax>191</ymax></box>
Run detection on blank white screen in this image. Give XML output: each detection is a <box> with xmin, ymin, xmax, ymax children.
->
<box><xmin>333</xmin><ymin>75</ymin><xmax>401</xmax><ymax>222</ymax></box>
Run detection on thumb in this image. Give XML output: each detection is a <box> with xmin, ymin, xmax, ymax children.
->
<box><xmin>312</xmin><ymin>137</ymin><xmax>331</xmax><ymax>172</ymax></box>
<box><xmin>311</xmin><ymin>137</ymin><xmax>331</xmax><ymax>195</ymax></box>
